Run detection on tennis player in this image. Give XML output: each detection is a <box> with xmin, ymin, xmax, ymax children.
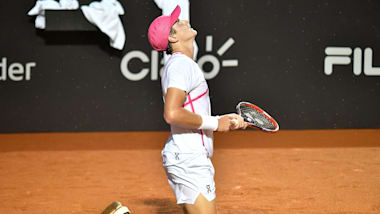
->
<box><xmin>148</xmin><ymin>5</ymin><xmax>247</xmax><ymax>214</ymax></box>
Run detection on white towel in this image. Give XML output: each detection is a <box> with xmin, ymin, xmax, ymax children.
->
<box><xmin>154</xmin><ymin>0</ymin><xmax>189</xmax><ymax>20</ymax></box>
<box><xmin>59</xmin><ymin>0</ymin><xmax>79</xmax><ymax>9</ymax></box>
<box><xmin>28</xmin><ymin>0</ymin><xmax>79</xmax><ymax>29</ymax></box>
<box><xmin>81</xmin><ymin>0</ymin><xmax>125</xmax><ymax>50</ymax></box>
<box><xmin>153</xmin><ymin>0</ymin><xmax>198</xmax><ymax>61</ymax></box>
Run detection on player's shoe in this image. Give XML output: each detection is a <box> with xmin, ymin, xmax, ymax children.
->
<box><xmin>101</xmin><ymin>201</ymin><xmax>131</xmax><ymax>214</ymax></box>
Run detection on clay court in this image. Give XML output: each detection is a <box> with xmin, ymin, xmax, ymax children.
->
<box><xmin>1</xmin><ymin>129</ymin><xmax>379</xmax><ymax>214</ymax></box>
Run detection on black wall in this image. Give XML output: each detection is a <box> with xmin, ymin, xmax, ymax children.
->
<box><xmin>0</xmin><ymin>0</ymin><xmax>379</xmax><ymax>133</ymax></box>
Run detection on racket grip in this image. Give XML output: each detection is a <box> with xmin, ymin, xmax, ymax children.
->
<box><xmin>231</xmin><ymin>118</ymin><xmax>238</xmax><ymax>126</ymax></box>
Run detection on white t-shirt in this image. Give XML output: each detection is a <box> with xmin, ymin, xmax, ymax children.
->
<box><xmin>161</xmin><ymin>53</ymin><xmax>214</xmax><ymax>157</ymax></box>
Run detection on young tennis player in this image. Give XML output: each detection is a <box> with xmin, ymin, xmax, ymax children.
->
<box><xmin>148</xmin><ymin>5</ymin><xmax>247</xmax><ymax>214</ymax></box>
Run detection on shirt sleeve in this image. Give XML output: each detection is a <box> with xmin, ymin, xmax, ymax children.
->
<box><xmin>166</xmin><ymin>60</ymin><xmax>193</xmax><ymax>93</ymax></box>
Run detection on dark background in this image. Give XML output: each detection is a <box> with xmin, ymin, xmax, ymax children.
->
<box><xmin>0</xmin><ymin>0</ymin><xmax>379</xmax><ymax>133</ymax></box>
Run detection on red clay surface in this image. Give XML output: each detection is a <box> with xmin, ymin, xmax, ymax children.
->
<box><xmin>0</xmin><ymin>129</ymin><xmax>380</xmax><ymax>214</ymax></box>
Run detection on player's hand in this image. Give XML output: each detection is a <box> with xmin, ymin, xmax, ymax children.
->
<box><xmin>216</xmin><ymin>115</ymin><xmax>232</xmax><ymax>132</ymax></box>
<box><xmin>228</xmin><ymin>114</ymin><xmax>248</xmax><ymax>130</ymax></box>
<box><xmin>217</xmin><ymin>114</ymin><xmax>248</xmax><ymax>132</ymax></box>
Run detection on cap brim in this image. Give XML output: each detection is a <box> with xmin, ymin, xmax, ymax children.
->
<box><xmin>169</xmin><ymin>5</ymin><xmax>181</xmax><ymax>27</ymax></box>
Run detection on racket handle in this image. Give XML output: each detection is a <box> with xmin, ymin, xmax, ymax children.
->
<box><xmin>231</xmin><ymin>118</ymin><xmax>238</xmax><ymax>126</ymax></box>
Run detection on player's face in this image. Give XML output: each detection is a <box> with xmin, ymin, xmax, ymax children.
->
<box><xmin>172</xmin><ymin>19</ymin><xmax>197</xmax><ymax>42</ymax></box>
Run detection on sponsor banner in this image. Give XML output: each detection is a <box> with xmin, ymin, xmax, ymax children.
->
<box><xmin>0</xmin><ymin>0</ymin><xmax>379</xmax><ymax>132</ymax></box>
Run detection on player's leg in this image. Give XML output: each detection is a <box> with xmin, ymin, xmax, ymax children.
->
<box><xmin>183</xmin><ymin>194</ymin><xmax>217</xmax><ymax>214</ymax></box>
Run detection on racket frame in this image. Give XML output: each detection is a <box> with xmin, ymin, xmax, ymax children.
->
<box><xmin>236</xmin><ymin>101</ymin><xmax>279</xmax><ymax>133</ymax></box>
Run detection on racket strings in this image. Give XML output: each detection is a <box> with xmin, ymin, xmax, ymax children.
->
<box><xmin>239</xmin><ymin>105</ymin><xmax>276</xmax><ymax>130</ymax></box>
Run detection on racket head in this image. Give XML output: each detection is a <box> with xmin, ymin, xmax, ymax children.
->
<box><xmin>236</xmin><ymin>101</ymin><xmax>279</xmax><ymax>132</ymax></box>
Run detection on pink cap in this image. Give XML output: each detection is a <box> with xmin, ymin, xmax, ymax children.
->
<box><xmin>148</xmin><ymin>5</ymin><xmax>181</xmax><ymax>51</ymax></box>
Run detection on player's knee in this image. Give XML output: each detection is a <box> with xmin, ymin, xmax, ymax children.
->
<box><xmin>184</xmin><ymin>194</ymin><xmax>217</xmax><ymax>214</ymax></box>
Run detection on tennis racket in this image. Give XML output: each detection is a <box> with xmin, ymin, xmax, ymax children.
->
<box><xmin>232</xmin><ymin>101</ymin><xmax>279</xmax><ymax>132</ymax></box>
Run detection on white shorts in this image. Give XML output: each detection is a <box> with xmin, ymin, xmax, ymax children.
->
<box><xmin>162</xmin><ymin>151</ymin><xmax>216</xmax><ymax>204</ymax></box>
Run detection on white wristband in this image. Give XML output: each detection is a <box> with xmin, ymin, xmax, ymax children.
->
<box><xmin>199</xmin><ymin>115</ymin><xmax>219</xmax><ymax>131</ymax></box>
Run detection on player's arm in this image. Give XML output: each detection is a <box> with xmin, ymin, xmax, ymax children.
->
<box><xmin>164</xmin><ymin>87</ymin><xmax>242</xmax><ymax>131</ymax></box>
<box><xmin>164</xmin><ymin>87</ymin><xmax>202</xmax><ymax>128</ymax></box>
